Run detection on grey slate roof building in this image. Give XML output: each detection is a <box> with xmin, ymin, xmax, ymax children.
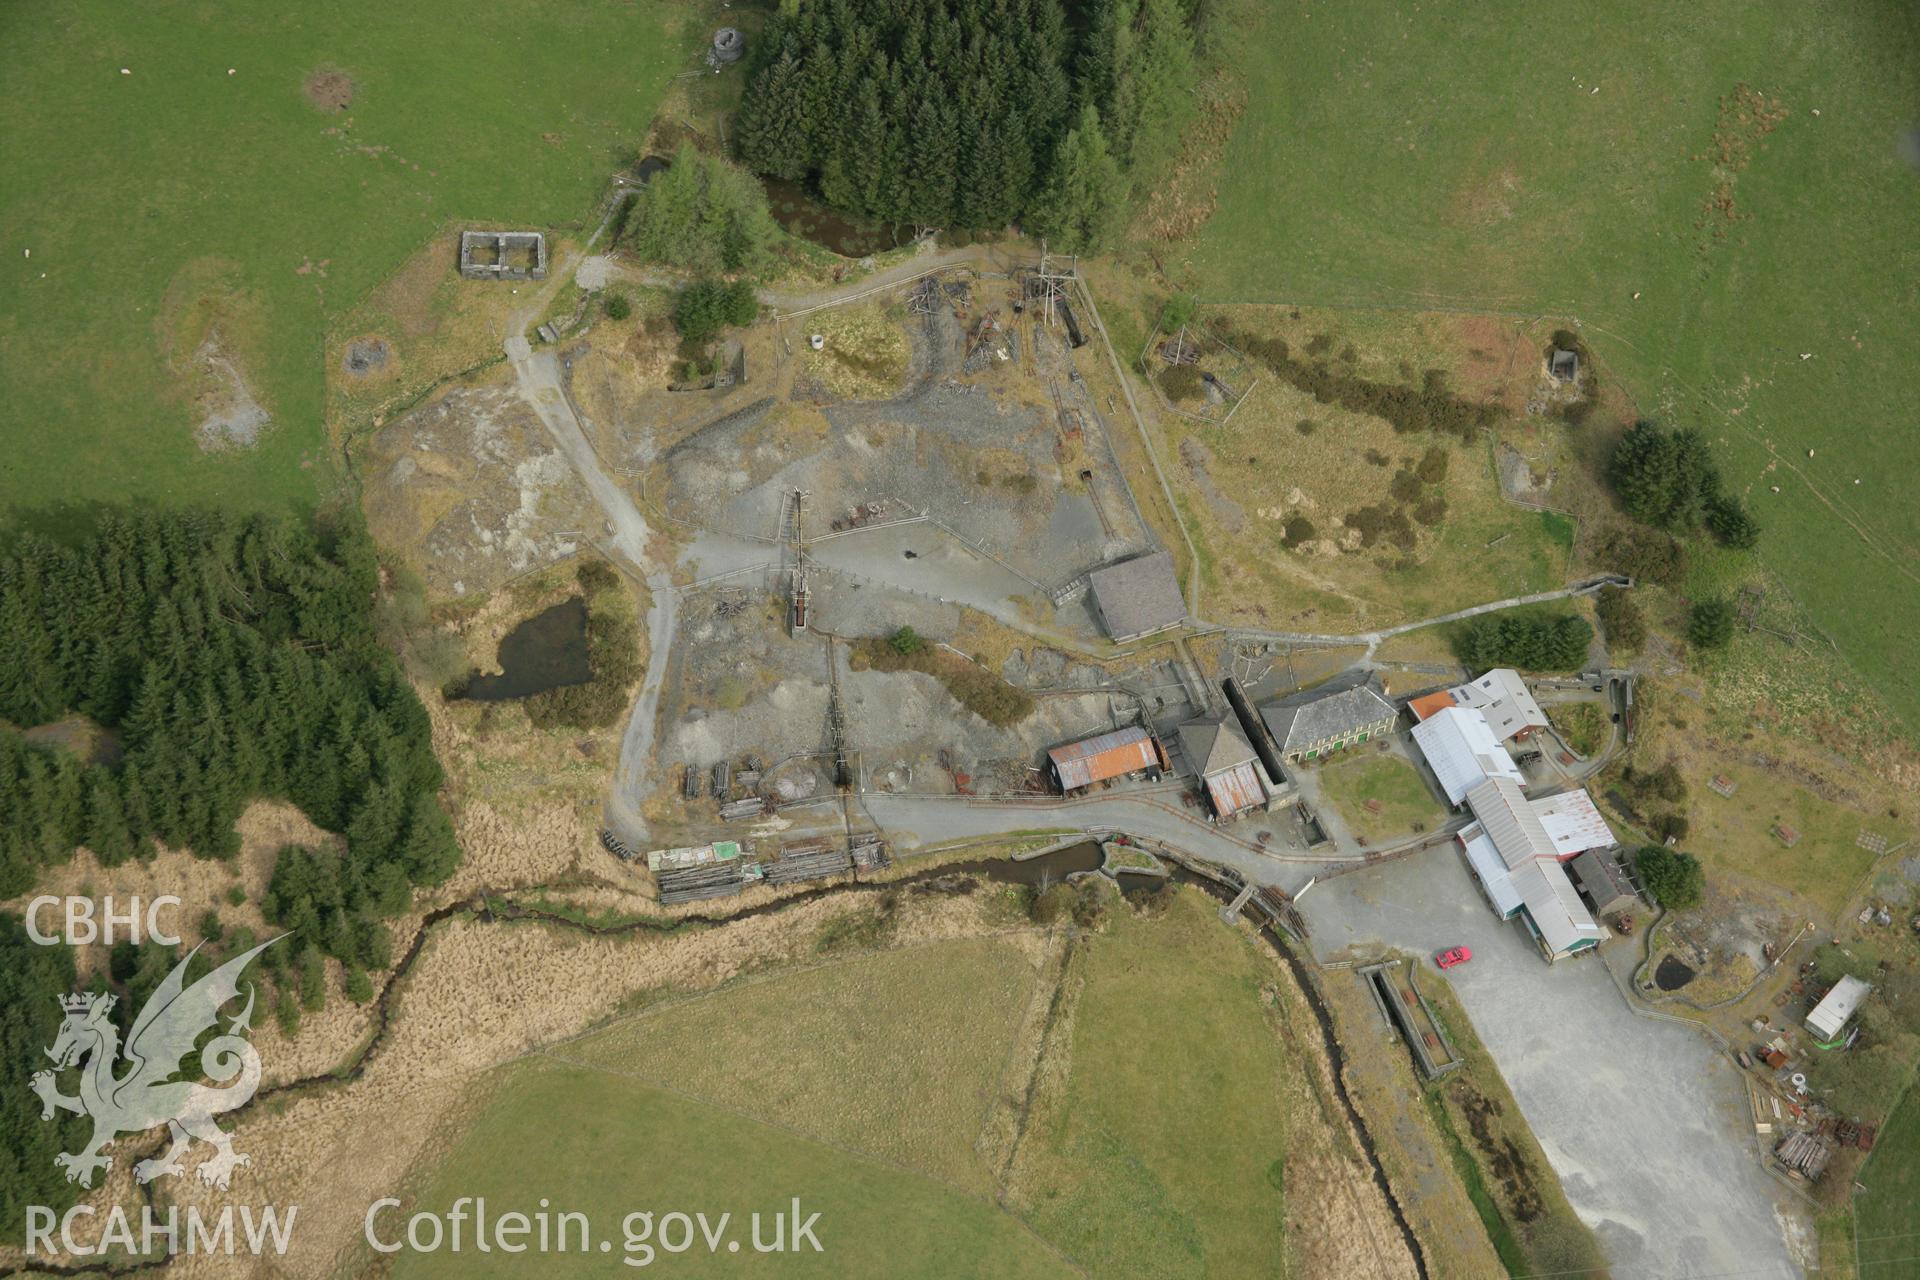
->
<box><xmin>1568</xmin><ymin>847</ymin><xmax>1637</xmax><ymax>918</ymax></box>
<box><xmin>1177</xmin><ymin>717</ymin><xmax>1271</xmax><ymax>818</ymax></box>
<box><xmin>1260</xmin><ymin>678</ymin><xmax>1398</xmax><ymax>761</ymax></box>
<box><xmin>1178</xmin><ymin>718</ymin><xmax>1257</xmax><ymax>777</ymax></box>
<box><xmin>1086</xmin><ymin>551</ymin><xmax>1187</xmax><ymax>642</ymax></box>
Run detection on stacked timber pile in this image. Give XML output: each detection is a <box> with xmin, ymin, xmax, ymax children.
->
<box><xmin>1774</xmin><ymin>1131</ymin><xmax>1833</xmax><ymax>1181</ymax></box>
<box><xmin>720</xmin><ymin>796</ymin><xmax>767</xmax><ymax>821</ymax></box>
<box><xmin>765</xmin><ymin>843</ymin><xmax>854</xmax><ymax>887</ymax></box>
<box><xmin>657</xmin><ymin>863</ymin><xmax>747</xmax><ymax>906</ymax></box>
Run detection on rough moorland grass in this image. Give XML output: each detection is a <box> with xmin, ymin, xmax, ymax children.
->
<box><xmin>0</xmin><ymin>0</ymin><xmax>692</xmax><ymax>524</ymax></box>
<box><xmin>1549</xmin><ymin>701</ymin><xmax>1608</xmax><ymax>757</ymax></box>
<box><xmin>1619</xmin><ymin>684</ymin><xmax>1902</xmax><ymax>919</ymax></box>
<box><xmin>852</xmin><ymin>637</ymin><xmax>1035</xmax><ymax>728</ymax></box>
<box><xmin>1422</xmin><ymin>1089</ymin><xmax>1530</xmax><ymax>1277</ymax></box>
<box><xmin>1094</xmin><ymin>279</ymin><xmax>1574</xmax><ymax>632</ymax></box>
<box><xmin>1187</xmin><ymin>0</ymin><xmax>1920</xmax><ymax>733</ymax></box>
<box><xmin>391</xmin><ymin>1054</ymin><xmax>1074</xmax><ymax>1279</ymax></box>
<box><xmin>1857</xmin><ymin>1083</ymin><xmax>1920</xmax><ymax>1279</ymax></box>
<box><xmin>1317</xmin><ymin>753</ymin><xmax>1442</xmax><ymax>845</ymax></box>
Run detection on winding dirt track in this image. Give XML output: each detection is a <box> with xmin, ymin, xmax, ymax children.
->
<box><xmin>499</xmin><ymin>206</ymin><xmax>676</xmax><ymax>840</ymax></box>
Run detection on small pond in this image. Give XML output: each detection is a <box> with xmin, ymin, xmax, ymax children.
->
<box><xmin>458</xmin><ymin>598</ymin><xmax>591</xmax><ymax>701</ymax></box>
<box><xmin>760</xmin><ymin>177</ymin><xmax>909</xmax><ymax>258</ymax></box>
<box><xmin>1654</xmin><ymin>955</ymin><xmax>1697</xmax><ymax>991</ymax></box>
<box><xmin>931</xmin><ymin>841</ymin><xmax>1104</xmax><ymax>886</ymax></box>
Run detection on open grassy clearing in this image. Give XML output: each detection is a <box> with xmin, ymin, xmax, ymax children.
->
<box><xmin>1005</xmin><ymin>890</ymin><xmax>1296</xmax><ymax>1277</ymax></box>
<box><xmin>1182</xmin><ymin>0</ymin><xmax>1920</xmax><ymax>732</ymax></box>
<box><xmin>1856</xmin><ymin>1083</ymin><xmax>1920</xmax><ymax>1278</ymax></box>
<box><xmin>1002</xmin><ymin>888</ymin><xmax>1417</xmax><ymax>1278</ymax></box>
<box><xmin>0</xmin><ymin>0</ymin><xmax>695</xmax><ymax>523</ymax></box>
<box><xmin>1317</xmin><ymin>753</ymin><xmax>1442</xmax><ymax>845</ymax></box>
<box><xmin>796</xmin><ymin>302</ymin><xmax>911</xmax><ymax>398</ymax></box>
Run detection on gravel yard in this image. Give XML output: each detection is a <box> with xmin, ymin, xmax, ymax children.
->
<box><xmin>1300</xmin><ymin>847</ymin><xmax>1804</xmax><ymax>1279</ymax></box>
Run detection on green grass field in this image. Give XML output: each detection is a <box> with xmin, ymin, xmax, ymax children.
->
<box><xmin>390</xmin><ymin>1057</ymin><xmax>1074</xmax><ymax>1278</ymax></box>
<box><xmin>1858</xmin><ymin>1083</ymin><xmax>1920</xmax><ymax>1277</ymax></box>
<box><xmin>556</xmin><ymin>936</ymin><xmax>1038</xmax><ymax>1195</ymax></box>
<box><xmin>385</xmin><ymin>893</ymin><xmax>1316</xmax><ymax>1277</ymax></box>
<box><xmin>1317</xmin><ymin>753</ymin><xmax>1441</xmax><ymax>845</ymax></box>
<box><xmin>0</xmin><ymin>0</ymin><xmax>694</xmax><ymax>524</ymax></box>
<box><xmin>1009</xmin><ymin>891</ymin><xmax>1294</xmax><ymax>1278</ymax></box>
<box><xmin>1189</xmin><ymin>1</ymin><xmax>1920</xmax><ymax>732</ymax></box>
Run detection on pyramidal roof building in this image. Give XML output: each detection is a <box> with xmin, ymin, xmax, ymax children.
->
<box><xmin>1177</xmin><ymin>717</ymin><xmax>1284</xmax><ymax>819</ymax></box>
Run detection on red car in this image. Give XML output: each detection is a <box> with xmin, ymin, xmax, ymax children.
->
<box><xmin>1435</xmin><ymin>946</ymin><xmax>1473</xmax><ymax>970</ymax></box>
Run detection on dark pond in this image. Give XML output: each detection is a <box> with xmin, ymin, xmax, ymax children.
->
<box><xmin>932</xmin><ymin>841</ymin><xmax>1105</xmax><ymax>886</ymax></box>
<box><xmin>1654</xmin><ymin>955</ymin><xmax>1697</xmax><ymax>991</ymax></box>
<box><xmin>760</xmin><ymin>177</ymin><xmax>909</xmax><ymax>258</ymax></box>
<box><xmin>459</xmin><ymin>598</ymin><xmax>591</xmax><ymax>701</ymax></box>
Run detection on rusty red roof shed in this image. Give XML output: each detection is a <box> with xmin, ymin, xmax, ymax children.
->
<box><xmin>1049</xmin><ymin>727</ymin><xmax>1164</xmax><ymax>791</ymax></box>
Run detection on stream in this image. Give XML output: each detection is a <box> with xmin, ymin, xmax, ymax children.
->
<box><xmin>12</xmin><ymin>844</ymin><xmax>1426</xmax><ymax>1279</ymax></box>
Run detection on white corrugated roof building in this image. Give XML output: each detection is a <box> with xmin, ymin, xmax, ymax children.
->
<box><xmin>1457</xmin><ymin>778</ymin><xmax>1608</xmax><ymax>962</ymax></box>
<box><xmin>1462</xmin><ymin>832</ymin><xmax>1526</xmax><ymax>915</ymax></box>
<box><xmin>1464</xmin><ymin>778</ymin><xmax>1557</xmax><ymax>868</ymax></box>
<box><xmin>1508</xmin><ymin>860</ymin><xmax>1608</xmax><ymax>960</ymax></box>
<box><xmin>1451</xmin><ymin>668</ymin><xmax>1550</xmax><ymax>742</ymax></box>
<box><xmin>1411</xmin><ymin>705</ymin><xmax>1524</xmax><ymax>805</ymax></box>
<box><xmin>1806</xmin><ymin>975</ymin><xmax>1871</xmax><ymax>1042</ymax></box>
<box><xmin>1530</xmin><ymin>789</ymin><xmax>1617</xmax><ymax>858</ymax></box>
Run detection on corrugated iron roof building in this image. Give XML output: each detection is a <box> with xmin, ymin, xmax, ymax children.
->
<box><xmin>1408</xmin><ymin>689</ymin><xmax>1458</xmax><ymax>721</ymax></box>
<box><xmin>1177</xmin><ymin>717</ymin><xmax>1271</xmax><ymax>818</ymax></box>
<box><xmin>1530</xmin><ymin>789</ymin><xmax>1616</xmax><ymax>859</ymax></box>
<box><xmin>1411</xmin><ymin>705</ymin><xmax>1523</xmax><ymax>805</ymax></box>
<box><xmin>1457</xmin><ymin>778</ymin><xmax>1607</xmax><ymax>962</ymax></box>
<box><xmin>1048</xmin><ymin>726</ymin><xmax>1166</xmax><ymax>792</ymax></box>
<box><xmin>1450</xmin><ymin>668</ymin><xmax>1550</xmax><ymax>742</ymax></box>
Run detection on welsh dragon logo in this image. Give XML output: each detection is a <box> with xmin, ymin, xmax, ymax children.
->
<box><xmin>32</xmin><ymin>937</ymin><xmax>280</xmax><ymax>1190</ymax></box>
